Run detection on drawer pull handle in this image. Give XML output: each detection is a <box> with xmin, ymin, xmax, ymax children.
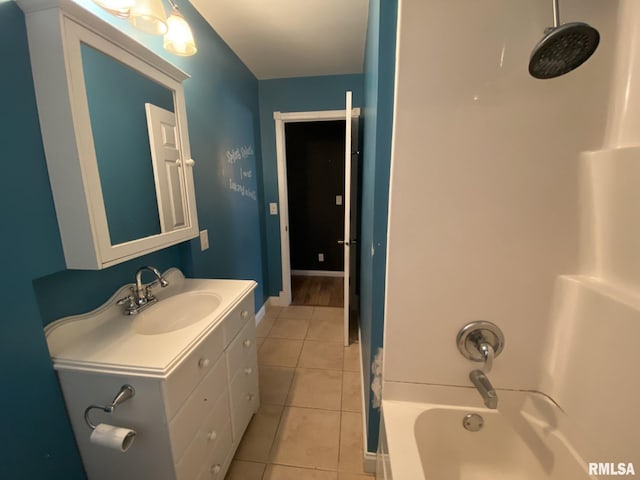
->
<box><xmin>207</xmin><ymin>430</ymin><xmax>217</xmax><ymax>442</ymax></box>
<box><xmin>198</xmin><ymin>358</ymin><xmax>211</xmax><ymax>369</ymax></box>
<box><xmin>210</xmin><ymin>464</ymin><xmax>221</xmax><ymax>474</ymax></box>
<box><xmin>244</xmin><ymin>367</ymin><xmax>253</xmax><ymax>375</ymax></box>
<box><xmin>246</xmin><ymin>393</ymin><xmax>255</xmax><ymax>401</ymax></box>
<box><xmin>243</xmin><ymin>339</ymin><xmax>252</xmax><ymax>348</ymax></box>
<box><xmin>241</xmin><ymin>310</ymin><xmax>249</xmax><ymax>320</ymax></box>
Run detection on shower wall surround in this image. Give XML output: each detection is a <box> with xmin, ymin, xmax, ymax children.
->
<box><xmin>384</xmin><ymin>0</ymin><xmax>636</xmax><ymax>465</ymax></box>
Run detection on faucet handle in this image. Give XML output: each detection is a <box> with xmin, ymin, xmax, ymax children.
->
<box><xmin>457</xmin><ymin>321</ymin><xmax>504</xmax><ymax>370</ymax></box>
<box><xmin>116</xmin><ymin>293</ymin><xmax>137</xmax><ymax>314</ymax></box>
<box><xmin>479</xmin><ymin>342</ymin><xmax>494</xmax><ymax>372</ymax></box>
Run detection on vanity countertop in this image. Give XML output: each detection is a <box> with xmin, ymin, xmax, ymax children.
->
<box><xmin>44</xmin><ymin>268</ymin><xmax>256</xmax><ymax>377</ymax></box>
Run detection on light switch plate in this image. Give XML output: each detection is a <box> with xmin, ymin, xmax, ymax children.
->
<box><xmin>318</xmin><ymin>253</ymin><xmax>324</xmax><ymax>262</ymax></box>
<box><xmin>269</xmin><ymin>202</ymin><xmax>278</xmax><ymax>215</ymax></box>
<box><xmin>200</xmin><ymin>229</ymin><xmax>209</xmax><ymax>251</ymax></box>
<box><xmin>336</xmin><ymin>195</ymin><xmax>343</xmax><ymax>206</ymax></box>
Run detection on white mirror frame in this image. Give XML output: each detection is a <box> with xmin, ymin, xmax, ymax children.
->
<box><xmin>18</xmin><ymin>0</ymin><xmax>199</xmax><ymax>269</ymax></box>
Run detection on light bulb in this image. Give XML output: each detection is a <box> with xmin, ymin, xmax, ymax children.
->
<box><xmin>93</xmin><ymin>0</ymin><xmax>135</xmax><ymax>17</ymax></box>
<box><xmin>164</xmin><ymin>9</ymin><xmax>197</xmax><ymax>56</ymax></box>
<box><xmin>129</xmin><ymin>0</ymin><xmax>168</xmax><ymax>35</ymax></box>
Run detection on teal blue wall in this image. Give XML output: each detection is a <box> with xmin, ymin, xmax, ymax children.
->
<box><xmin>360</xmin><ymin>0</ymin><xmax>397</xmax><ymax>453</ymax></box>
<box><xmin>258</xmin><ymin>75</ymin><xmax>364</xmax><ymax>296</ymax></box>
<box><xmin>1</xmin><ymin>1</ymin><xmax>265</xmax><ymax>477</ymax></box>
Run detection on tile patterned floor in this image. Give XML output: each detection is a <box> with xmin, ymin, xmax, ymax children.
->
<box><xmin>226</xmin><ymin>305</ymin><xmax>373</xmax><ymax>480</ymax></box>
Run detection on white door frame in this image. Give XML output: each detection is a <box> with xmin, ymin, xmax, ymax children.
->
<box><xmin>273</xmin><ymin>108</ymin><xmax>361</xmax><ymax>306</ymax></box>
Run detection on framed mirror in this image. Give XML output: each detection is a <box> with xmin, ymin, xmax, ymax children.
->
<box><xmin>19</xmin><ymin>0</ymin><xmax>199</xmax><ymax>269</ymax></box>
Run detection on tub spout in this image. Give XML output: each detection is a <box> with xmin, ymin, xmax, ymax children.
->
<box><xmin>469</xmin><ymin>370</ymin><xmax>498</xmax><ymax>409</ymax></box>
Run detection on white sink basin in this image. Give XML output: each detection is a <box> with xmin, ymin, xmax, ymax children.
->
<box><xmin>133</xmin><ymin>291</ymin><xmax>221</xmax><ymax>335</ymax></box>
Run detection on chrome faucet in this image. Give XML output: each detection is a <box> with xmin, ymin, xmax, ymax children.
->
<box><xmin>478</xmin><ymin>342</ymin><xmax>495</xmax><ymax>373</ymax></box>
<box><xmin>456</xmin><ymin>321</ymin><xmax>504</xmax><ymax>373</ymax></box>
<box><xmin>469</xmin><ymin>370</ymin><xmax>498</xmax><ymax>409</ymax></box>
<box><xmin>134</xmin><ymin>266</ymin><xmax>169</xmax><ymax>302</ymax></box>
<box><xmin>117</xmin><ymin>266</ymin><xmax>169</xmax><ymax>315</ymax></box>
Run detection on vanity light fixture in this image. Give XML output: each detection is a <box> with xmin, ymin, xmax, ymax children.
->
<box><xmin>92</xmin><ymin>0</ymin><xmax>197</xmax><ymax>56</ymax></box>
<box><xmin>93</xmin><ymin>0</ymin><xmax>135</xmax><ymax>18</ymax></box>
<box><xmin>164</xmin><ymin>0</ymin><xmax>197</xmax><ymax>56</ymax></box>
<box><xmin>128</xmin><ymin>0</ymin><xmax>168</xmax><ymax>35</ymax></box>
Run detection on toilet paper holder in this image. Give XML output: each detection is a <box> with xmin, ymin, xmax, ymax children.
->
<box><xmin>84</xmin><ymin>384</ymin><xmax>135</xmax><ymax>430</ymax></box>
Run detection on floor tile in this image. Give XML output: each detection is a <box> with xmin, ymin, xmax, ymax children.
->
<box><xmin>286</xmin><ymin>368</ymin><xmax>342</xmax><ymax>410</ymax></box>
<box><xmin>270</xmin><ymin>406</ymin><xmax>340</xmax><ymax>470</ymax></box>
<box><xmin>258</xmin><ymin>338</ymin><xmax>304</xmax><ymax>367</ymax></box>
<box><xmin>343</xmin><ymin>344</ymin><xmax>360</xmax><ymax>372</ymax></box>
<box><xmin>341</xmin><ymin>372</ymin><xmax>361</xmax><ymax>412</ymax></box>
<box><xmin>279</xmin><ymin>305</ymin><xmax>315</xmax><ymax>319</ymax></box>
<box><xmin>259</xmin><ymin>366</ymin><xmax>295</xmax><ymax>405</ymax></box>
<box><xmin>226</xmin><ymin>460</ymin><xmax>266</xmax><ymax>480</ymax></box>
<box><xmin>338</xmin><ymin>412</ymin><xmax>367</xmax><ymax>474</ymax></box>
<box><xmin>312</xmin><ymin>307</ymin><xmax>343</xmax><ymax>321</ymax></box>
<box><xmin>306</xmin><ymin>315</ymin><xmax>343</xmax><ymax>343</ymax></box>
<box><xmin>234</xmin><ymin>404</ymin><xmax>283</xmax><ymax>463</ymax></box>
<box><xmin>266</xmin><ymin>305</ymin><xmax>283</xmax><ymax>317</ymax></box>
<box><xmin>269</xmin><ymin>316</ymin><xmax>310</xmax><ymax>340</ymax></box>
<box><xmin>298</xmin><ymin>341</ymin><xmax>344</xmax><ymax>370</ymax></box>
<box><xmin>264</xmin><ymin>465</ymin><xmax>338</xmax><ymax>480</ymax></box>
<box><xmin>257</xmin><ymin>316</ymin><xmax>276</xmax><ymax>337</ymax></box>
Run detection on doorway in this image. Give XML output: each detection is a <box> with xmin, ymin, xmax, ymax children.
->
<box><xmin>273</xmin><ymin>99</ymin><xmax>360</xmax><ymax>345</ymax></box>
<box><xmin>286</xmin><ymin>120</ymin><xmax>345</xmax><ymax>307</ymax></box>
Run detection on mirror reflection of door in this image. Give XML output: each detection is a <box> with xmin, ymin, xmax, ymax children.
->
<box><xmin>286</xmin><ymin>120</ymin><xmax>346</xmax><ymax>308</ymax></box>
<box><xmin>145</xmin><ymin>103</ymin><xmax>187</xmax><ymax>233</ymax></box>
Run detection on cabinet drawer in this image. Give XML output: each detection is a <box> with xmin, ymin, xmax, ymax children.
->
<box><xmin>170</xmin><ymin>354</ymin><xmax>227</xmax><ymax>462</ymax></box>
<box><xmin>175</xmin><ymin>393</ymin><xmax>231</xmax><ymax>480</ymax></box>
<box><xmin>196</xmin><ymin>422</ymin><xmax>233</xmax><ymax>480</ymax></box>
<box><xmin>226</xmin><ymin>317</ymin><xmax>257</xmax><ymax>379</ymax></box>
<box><xmin>164</xmin><ymin>325</ymin><xmax>225</xmax><ymax>420</ymax></box>
<box><xmin>223</xmin><ymin>294</ymin><xmax>254</xmax><ymax>346</ymax></box>
<box><xmin>229</xmin><ymin>363</ymin><xmax>259</xmax><ymax>441</ymax></box>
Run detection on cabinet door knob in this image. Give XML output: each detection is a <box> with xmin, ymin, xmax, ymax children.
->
<box><xmin>246</xmin><ymin>393</ymin><xmax>255</xmax><ymax>401</ymax></box>
<box><xmin>241</xmin><ymin>310</ymin><xmax>249</xmax><ymax>319</ymax></box>
<box><xmin>174</xmin><ymin>159</ymin><xmax>182</xmax><ymax>167</ymax></box>
<box><xmin>243</xmin><ymin>339</ymin><xmax>252</xmax><ymax>348</ymax></box>
<box><xmin>210</xmin><ymin>464</ymin><xmax>221</xmax><ymax>474</ymax></box>
<box><xmin>185</xmin><ymin>158</ymin><xmax>195</xmax><ymax>167</ymax></box>
<box><xmin>244</xmin><ymin>367</ymin><xmax>253</xmax><ymax>375</ymax></box>
<box><xmin>198</xmin><ymin>358</ymin><xmax>210</xmax><ymax>369</ymax></box>
<box><xmin>207</xmin><ymin>430</ymin><xmax>217</xmax><ymax>442</ymax></box>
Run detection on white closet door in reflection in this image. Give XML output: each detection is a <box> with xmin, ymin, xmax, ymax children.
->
<box><xmin>146</xmin><ymin>103</ymin><xmax>187</xmax><ymax>233</ymax></box>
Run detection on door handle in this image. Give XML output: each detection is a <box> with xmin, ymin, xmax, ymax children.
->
<box><xmin>338</xmin><ymin>240</ymin><xmax>357</xmax><ymax>246</ymax></box>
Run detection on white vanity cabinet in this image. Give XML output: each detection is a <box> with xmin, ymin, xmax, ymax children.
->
<box><xmin>45</xmin><ymin>271</ymin><xmax>259</xmax><ymax>480</ymax></box>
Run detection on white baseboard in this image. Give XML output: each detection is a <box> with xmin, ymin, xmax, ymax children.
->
<box><xmin>269</xmin><ymin>294</ymin><xmax>290</xmax><ymax>307</ymax></box>
<box><xmin>357</xmin><ymin>326</ymin><xmax>377</xmax><ymax>474</ymax></box>
<box><xmin>291</xmin><ymin>269</ymin><xmax>344</xmax><ymax>278</ymax></box>
<box><xmin>364</xmin><ymin>451</ymin><xmax>377</xmax><ymax>474</ymax></box>
<box><xmin>255</xmin><ymin>303</ymin><xmax>266</xmax><ymax>326</ymax></box>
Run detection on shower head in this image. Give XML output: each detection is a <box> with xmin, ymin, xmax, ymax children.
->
<box><xmin>529</xmin><ymin>23</ymin><xmax>600</xmax><ymax>79</ymax></box>
<box><xmin>528</xmin><ymin>0</ymin><xmax>600</xmax><ymax>79</ymax></box>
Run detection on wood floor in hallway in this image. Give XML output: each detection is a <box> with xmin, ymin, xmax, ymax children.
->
<box><xmin>291</xmin><ymin>275</ymin><xmax>343</xmax><ymax>307</ymax></box>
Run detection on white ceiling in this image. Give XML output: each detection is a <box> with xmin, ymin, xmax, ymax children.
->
<box><xmin>190</xmin><ymin>0</ymin><xmax>370</xmax><ymax>80</ymax></box>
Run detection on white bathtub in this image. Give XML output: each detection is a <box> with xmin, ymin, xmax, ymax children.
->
<box><xmin>378</xmin><ymin>383</ymin><xmax>594</xmax><ymax>480</ymax></box>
